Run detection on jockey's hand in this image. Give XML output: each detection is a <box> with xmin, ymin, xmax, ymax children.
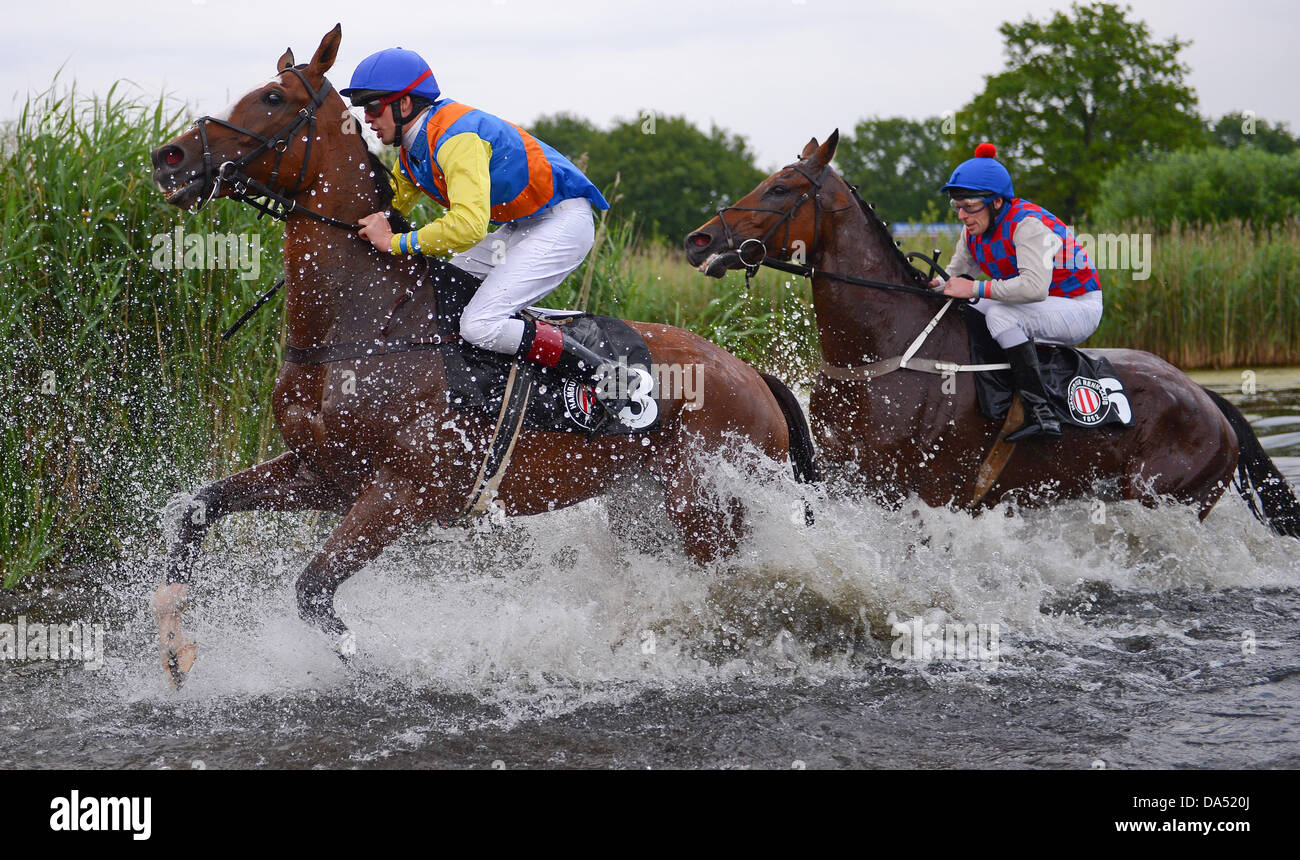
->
<box><xmin>358</xmin><ymin>212</ymin><xmax>395</xmax><ymax>253</ymax></box>
<box><xmin>943</xmin><ymin>276</ymin><xmax>977</xmax><ymax>299</ymax></box>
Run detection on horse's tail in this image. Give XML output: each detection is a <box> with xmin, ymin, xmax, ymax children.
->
<box><xmin>759</xmin><ymin>372</ymin><xmax>820</xmax><ymax>527</ymax></box>
<box><xmin>1202</xmin><ymin>386</ymin><xmax>1300</xmax><ymax>538</ymax></box>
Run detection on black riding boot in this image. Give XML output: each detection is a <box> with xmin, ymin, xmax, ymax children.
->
<box><xmin>1004</xmin><ymin>340</ymin><xmax>1062</xmax><ymax>442</ymax></box>
<box><xmin>520</xmin><ymin>319</ymin><xmax>631</xmax><ymax>431</ymax></box>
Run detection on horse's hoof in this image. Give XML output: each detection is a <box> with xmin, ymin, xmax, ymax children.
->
<box><xmin>163</xmin><ymin>633</ymin><xmax>197</xmax><ymax>690</ymax></box>
<box><xmin>336</xmin><ymin>631</ymin><xmax>357</xmax><ymax>664</ymax></box>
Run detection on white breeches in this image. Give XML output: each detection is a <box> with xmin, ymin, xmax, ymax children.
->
<box><xmin>450</xmin><ymin>197</ymin><xmax>595</xmax><ymax>354</ymax></box>
<box><xmin>973</xmin><ymin>290</ymin><xmax>1104</xmax><ymax>349</ymax></box>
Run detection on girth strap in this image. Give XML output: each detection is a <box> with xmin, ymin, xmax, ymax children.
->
<box><xmin>284</xmin><ymin>334</ymin><xmax>457</xmax><ymax>365</ymax></box>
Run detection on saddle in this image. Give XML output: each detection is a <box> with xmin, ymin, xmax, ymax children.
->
<box><xmin>957</xmin><ymin>304</ymin><xmax>1133</xmax><ymax>430</ymax></box>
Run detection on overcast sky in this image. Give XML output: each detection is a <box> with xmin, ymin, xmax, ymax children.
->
<box><xmin>2</xmin><ymin>0</ymin><xmax>1294</xmax><ymax>169</ymax></box>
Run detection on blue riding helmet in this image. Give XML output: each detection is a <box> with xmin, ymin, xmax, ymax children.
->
<box><xmin>941</xmin><ymin>142</ymin><xmax>1014</xmax><ymax>199</ymax></box>
<box><xmin>340</xmin><ymin>48</ymin><xmax>441</xmax><ymax>102</ymax></box>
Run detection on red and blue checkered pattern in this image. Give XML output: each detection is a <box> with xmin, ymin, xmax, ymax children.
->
<box><xmin>965</xmin><ymin>199</ymin><xmax>1101</xmax><ymax>298</ymax></box>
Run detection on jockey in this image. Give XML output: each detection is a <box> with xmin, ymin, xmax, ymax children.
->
<box><xmin>934</xmin><ymin>143</ymin><xmax>1103</xmax><ymax>441</ymax></box>
<box><xmin>341</xmin><ymin>48</ymin><xmax>626</xmax><ymax>425</ymax></box>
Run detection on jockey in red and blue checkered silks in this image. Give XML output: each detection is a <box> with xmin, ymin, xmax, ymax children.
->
<box><xmin>935</xmin><ymin>143</ymin><xmax>1104</xmax><ymax>442</ymax></box>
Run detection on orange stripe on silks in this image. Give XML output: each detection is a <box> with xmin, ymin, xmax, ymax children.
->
<box><xmin>492</xmin><ymin>122</ymin><xmax>555</xmax><ymax>222</ymax></box>
<box><xmin>422</xmin><ymin>102</ymin><xmax>477</xmax><ymax>203</ymax></box>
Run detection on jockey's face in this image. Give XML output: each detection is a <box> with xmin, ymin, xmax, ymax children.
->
<box><xmin>956</xmin><ymin>196</ymin><xmax>1003</xmax><ymax>233</ymax></box>
<box><xmin>363</xmin><ymin>95</ymin><xmax>412</xmax><ymax>146</ymax></box>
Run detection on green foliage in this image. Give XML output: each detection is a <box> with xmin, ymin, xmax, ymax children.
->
<box><xmin>835</xmin><ymin>116</ymin><xmax>955</xmax><ymax>223</ymax></box>
<box><xmin>528</xmin><ymin>111</ymin><xmax>765</xmax><ymax>244</ymax></box>
<box><xmin>0</xmin><ymin>81</ymin><xmax>286</xmax><ymax>584</ymax></box>
<box><xmin>1093</xmin><ymin>147</ymin><xmax>1300</xmax><ymax>229</ymax></box>
<box><xmin>1085</xmin><ymin>219</ymin><xmax>1300</xmax><ymax>368</ymax></box>
<box><xmin>1206</xmin><ymin>112</ymin><xmax>1300</xmax><ymax>155</ymax></box>
<box><xmin>958</xmin><ymin>1</ymin><xmax>1204</xmax><ymax>220</ymax></box>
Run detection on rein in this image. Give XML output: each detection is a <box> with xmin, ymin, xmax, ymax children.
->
<box><xmin>714</xmin><ymin>162</ymin><xmax>1008</xmax><ymax>380</ymax></box>
<box><xmin>714</xmin><ymin>167</ymin><xmax>956</xmax><ymax>301</ymax></box>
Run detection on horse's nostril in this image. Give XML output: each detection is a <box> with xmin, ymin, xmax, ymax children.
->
<box><xmin>164</xmin><ymin>147</ymin><xmax>183</xmax><ymax>166</ymax></box>
<box><xmin>690</xmin><ymin>233</ymin><xmax>711</xmax><ymax>248</ymax></box>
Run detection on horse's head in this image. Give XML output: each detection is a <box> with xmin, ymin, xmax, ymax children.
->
<box><xmin>151</xmin><ymin>24</ymin><xmax>347</xmax><ymax>210</ymax></box>
<box><xmin>685</xmin><ymin>130</ymin><xmax>851</xmax><ymax>277</ymax></box>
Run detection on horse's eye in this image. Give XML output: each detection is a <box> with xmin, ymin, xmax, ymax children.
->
<box><xmin>769</xmin><ymin>184</ymin><xmax>789</xmax><ymax>195</ymax></box>
<box><xmin>263</xmin><ymin>90</ymin><xmax>284</xmax><ymax>107</ymax></box>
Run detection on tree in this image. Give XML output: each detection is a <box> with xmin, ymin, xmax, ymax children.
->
<box><xmin>835</xmin><ymin>116</ymin><xmax>954</xmax><ymax>222</ymax></box>
<box><xmin>1094</xmin><ymin>147</ymin><xmax>1300</xmax><ymax>229</ymax></box>
<box><xmin>1207</xmin><ymin>112</ymin><xmax>1300</xmax><ymax>155</ymax></box>
<box><xmin>528</xmin><ymin>112</ymin><xmax>606</xmax><ymax>167</ymax></box>
<box><xmin>529</xmin><ymin>111</ymin><xmax>764</xmax><ymax>244</ymax></box>
<box><xmin>959</xmin><ymin>1</ymin><xmax>1204</xmax><ymax>220</ymax></box>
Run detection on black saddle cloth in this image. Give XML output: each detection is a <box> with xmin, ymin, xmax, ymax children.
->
<box><xmin>957</xmin><ymin>303</ymin><xmax>1133</xmax><ymax>430</ymax></box>
<box><xmin>429</xmin><ymin>259</ymin><xmax>661</xmax><ymax>435</ymax></box>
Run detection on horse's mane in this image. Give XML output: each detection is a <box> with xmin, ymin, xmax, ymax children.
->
<box><xmin>365</xmin><ymin>148</ymin><xmax>412</xmax><ymax>233</ymax></box>
<box><xmin>840</xmin><ymin>177</ymin><xmax>932</xmax><ymax>288</ymax></box>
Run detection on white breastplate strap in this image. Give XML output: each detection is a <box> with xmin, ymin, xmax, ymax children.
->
<box><xmin>818</xmin><ymin>298</ymin><xmax>1011</xmax><ymax>382</ymax></box>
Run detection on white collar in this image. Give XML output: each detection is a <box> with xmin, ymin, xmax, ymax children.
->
<box><xmin>401</xmin><ymin>106</ymin><xmax>432</xmax><ymax>152</ymax></box>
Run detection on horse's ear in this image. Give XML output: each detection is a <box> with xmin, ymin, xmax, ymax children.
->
<box><xmin>307</xmin><ymin>23</ymin><xmax>343</xmax><ymax>76</ymax></box>
<box><xmin>800</xmin><ymin>137</ymin><xmax>820</xmax><ymax>160</ymax></box>
<box><xmin>818</xmin><ymin>129</ymin><xmax>840</xmax><ymax>163</ymax></box>
<box><xmin>277</xmin><ymin>48</ymin><xmax>295</xmax><ymax>72</ymax></box>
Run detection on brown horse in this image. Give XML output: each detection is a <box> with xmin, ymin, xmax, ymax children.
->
<box><xmin>147</xmin><ymin>25</ymin><xmax>816</xmax><ymax>686</ymax></box>
<box><xmin>686</xmin><ymin>131</ymin><xmax>1300</xmax><ymax>536</ymax></box>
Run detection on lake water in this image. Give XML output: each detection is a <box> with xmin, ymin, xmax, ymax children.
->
<box><xmin>2</xmin><ymin>369</ymin><xmax>1298</xmax><ymax>769</ymax></box>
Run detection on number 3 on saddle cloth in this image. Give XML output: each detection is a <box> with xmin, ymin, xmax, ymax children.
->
<box><xmin>430</xmin><ymin>261</ymin><xmax>661</xmax><ymax>436</ymax></box>
<box><xmin>957</xmin><ymin>304</ymin><xmax>1134</xmax><ymax>430</ymax></box>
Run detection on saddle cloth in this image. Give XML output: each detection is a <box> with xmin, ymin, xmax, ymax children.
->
<box><xmin>957</xmin><ymin>303</ymin><xmax>1133</xmax><ymax>430</ymax></box>
<box><xmin>429</xmin><ymin>260</ymin><xmax>661</xmax><ymax>435</ymax></box>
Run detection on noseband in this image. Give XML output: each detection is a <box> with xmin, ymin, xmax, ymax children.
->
<box><xmin>713</xmin><ymin>162</ymin><xmax>851</xmax><ymax>273</ymax></box>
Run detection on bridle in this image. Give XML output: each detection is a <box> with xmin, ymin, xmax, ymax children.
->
<box><xmin>185</xmin><ymin>65</ymin><xmax>431</xmax><ymax>342</ymax></box>
<box><xmin>183</xmin><ymin>64</ymin><xmax>359</xmax><ymax>232</ymax></box>
<box><xmin>713</xmin><ymin>162</ymin><xmax>851</xmax><ymax>274</ymax></box>
<box><xmin>713</xmin><ymin>161</ymin><xmax>955</xmax><ymax>302</ymax></box>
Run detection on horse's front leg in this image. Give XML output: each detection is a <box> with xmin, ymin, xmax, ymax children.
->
<box><xmin>294</xmin><ymin>470</ymin><xmax>430</xmax><ymax>657</ymax></box>
<box><xmin>156</xmin><ymin>451</ymin><xmax>353</xmax><ymax>687</ymax></box>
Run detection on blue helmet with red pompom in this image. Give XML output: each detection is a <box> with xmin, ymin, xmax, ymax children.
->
<box><xmin>941</xmin><ymin>143</ymin><xmax>1014</xmax><ymax>199</ymax></box>
<box><xmin>340</xmin><ymin>48</ymin><xmax>441</xmax><ymax>103</ymax></box>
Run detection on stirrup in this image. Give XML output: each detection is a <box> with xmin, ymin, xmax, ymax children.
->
<box><xmin>1005</xmin><ymin>400</ymin><xmax>1061</xmax><ymax>442</ymax></box>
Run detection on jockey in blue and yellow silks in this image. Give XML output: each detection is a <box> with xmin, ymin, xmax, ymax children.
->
<box><xmin>934</xmin><ymin>143</ymin><xmax>1104</xmax><ymax>441</ymax></box>
<box><xmin>343</xmin><ymin>48</ymin><xmax>626</xmax><ymax>426</ymax></box>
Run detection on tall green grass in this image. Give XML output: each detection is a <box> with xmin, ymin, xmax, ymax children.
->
<box><xmin>3</xmin><ymin>81</ymin><xmax>1299</xmax><ymax>585</ymax></box>
<box><xmin>1</xmin><ymin>81</ymin><xmax>285</xmax><ymax>585</ymax></box>
<box><xmin>1085</xmin><ymin>220</ymin><xmax>1300</xmax><ymax>368</ymax></box>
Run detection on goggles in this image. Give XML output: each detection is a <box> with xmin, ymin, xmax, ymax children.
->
<box><xmin>359</xmin><ymin>92</ymin><xmax>403</xmax><ymax>119</ymax></box>
<box><xmin>950</xmin><ymin>196</ymin><xmax>995</xmax><ymax>214</ymax></box>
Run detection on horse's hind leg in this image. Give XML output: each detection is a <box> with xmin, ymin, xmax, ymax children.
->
<box><xmin>659</xmin><ymin>454</ymin><xmax>746</xmax><ymax>565</ymax></box>
<box><xmin>156</xmin><ymin>451</ymin><xmax>352</xmax><ymax>686</ymax></box>
<box><xmin>293</xmin><ymin>471</ymin><xmax>428</xmax><ymax>654</ymax></box>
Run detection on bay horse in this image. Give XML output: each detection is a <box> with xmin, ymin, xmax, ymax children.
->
<box><xmin>147</xmin><ymin>25</ymin><xmax>815</xmax><ymax>686</ymax></box>
<box><xmin>686</xmin><ymin>131</ymin><xmax>1300</xmax><ymax>536</ymax></box>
